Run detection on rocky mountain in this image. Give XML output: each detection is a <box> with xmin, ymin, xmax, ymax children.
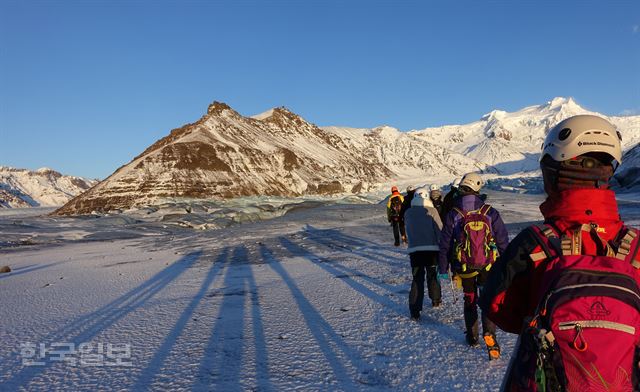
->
<box><xmin>0</xmin><ymin>167</ymin><xmax>96</xmax><ymax>208</ymax></box>
<box><xmin>53</xmin><ymin>98</ymin><xmax>640</xmax><ymax>215</ymax></box>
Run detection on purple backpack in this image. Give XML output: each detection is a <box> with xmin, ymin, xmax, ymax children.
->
<box><xmin>453</xmin><ymin>204</ymin><xmax>497</xmax><ymax>270</ymax></box>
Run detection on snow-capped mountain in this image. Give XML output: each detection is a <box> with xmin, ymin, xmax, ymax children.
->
<box><xmin>0</xmin><ymin>167</ymin><xmax>96</xmax><ymax>208</ymax></box>
<box><xmin>409</xmin><ymin>97</ymin><xmax>640</xmax><ymax>175</ymax></box>
<box><xmin>54</xmin><ymin>98</ymin><xmax>640</xmax><ymax>215</ymax></box>
<box><xmin>616</xmin><ymin>144</ymin><xmax>640</xmax><ymax>190</ymax></box>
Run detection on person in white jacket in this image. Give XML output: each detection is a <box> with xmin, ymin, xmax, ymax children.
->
<box><xmin>404</xmin><ymin>187</ymin><xmax>444</xmax><ymax>320</ymax></box>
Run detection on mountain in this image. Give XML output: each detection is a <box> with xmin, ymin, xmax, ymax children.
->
<box><xmin>409</xmin><ymin>97</ymin><xmax>640</xmax><ymax>175</ymax></box>
<box><xmin>53</xmin><ymin>98</ymin><xmax>640</xmax><ymax>215</ymax></box>
<box><xmin>615</xmin><ymin>144</ymin><xmax>640</xmax><ymax>190</ymax></box>
<box><xmin>0</xmin><ymin>167</ymin><xmax>96</xmax><ymax>208</ymax></box>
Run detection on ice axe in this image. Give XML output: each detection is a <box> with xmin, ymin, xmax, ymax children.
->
<box><xmin>448</xmin><ymin>265</ymin><xmax>458</xmax><ymax>305</ymax></box>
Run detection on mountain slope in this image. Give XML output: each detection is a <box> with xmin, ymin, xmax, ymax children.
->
<box><xmin>0</xmin><ymin>167</ymin><xmax>96</xmax><ymax>208</ymax></box>
<box><xmin>53</xmin><ymin>98</ymin><xmax>640</xmax><ymax>215</ymax></box>
<box><xmin>409</xmin><ymin>97</ymin><xmax>640</xmax><ymax>175</ymax></box>
<box><xmin>53</xmin><ymin>103</ymin><xmax>488</xmax><ymax>215</ymax></box>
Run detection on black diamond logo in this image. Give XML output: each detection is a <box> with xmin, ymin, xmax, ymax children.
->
<box><xmin>578</xmin><ymin>141</ymin><xmax>583</xmax><ymax>147</ymax></box>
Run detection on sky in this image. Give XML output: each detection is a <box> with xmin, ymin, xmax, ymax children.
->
<box><xmin>1</xmin><ymin>0</ymin><xmax>639</xmax><ymax>179</ymax></box>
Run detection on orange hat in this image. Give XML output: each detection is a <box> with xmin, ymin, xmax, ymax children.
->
<box><xmin>391</xmin><ymin>186</ymin><xmax>398</xmax><ymax>193</ymax></box>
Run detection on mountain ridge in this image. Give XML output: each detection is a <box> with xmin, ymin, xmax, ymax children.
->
<box><xmin>0</xmin><ymin>166</ymin><xmax>97</xmax><ymax>208</ymax></box>
<box><xmin>52</xmin><ymin>97</ymin><xmax>640</xmax><ymax>215</ymax></box>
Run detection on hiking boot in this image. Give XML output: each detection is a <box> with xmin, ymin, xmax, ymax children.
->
<box><xmin>410</xmin><ymin>311</ymin><xmax>420</xmax><ymax>320</ymax></box>
<box><xmin>483</xmin><ymin>334</ymin><xmax>501</xmax><ymax>360</ymax></box>
<box><xmin>394</xmin><ymin>241</ymin><xmax>400</xmax><ymax>247</ymax></box>
<box><xmin>432</xmin><ymin>300</ymin><xmax>441</xmax><ymax>308</ymax></box>
<box><xmin>465</xmin><ymin>333</ymin><xmax>480</xmax><ymax>347</ymax></box>
<box><xmin>401</xmin><ymin>235</ymin><xmax>408</xmax><ymax>244</ymax></box>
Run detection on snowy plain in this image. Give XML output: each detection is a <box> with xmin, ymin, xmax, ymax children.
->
<box><xmin>1</xmin><ymin>191</ymin><xmax>639</xmax><ymax>391</ymax></box>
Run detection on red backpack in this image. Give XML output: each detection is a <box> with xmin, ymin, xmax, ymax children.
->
<box><xmin>507</xmin><ymin>223</ymin><xmax>640</xmax><ymax>392</ymax></box>
<box><xmin>453</xmin><ymin>204</ymin><xmax>498</xmax><ymax>272</ymax></box>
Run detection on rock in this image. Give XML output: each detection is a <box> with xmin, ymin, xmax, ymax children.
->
<box><xmin>0</xmin><ymin>266</ymin><xmax>11</xmax><ymax>273</ymax></box>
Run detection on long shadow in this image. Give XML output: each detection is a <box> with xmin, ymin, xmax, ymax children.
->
<box><xmin>303</xmin><ymin>224</ymin><xmax>407</xmax><ymax>257</ymax></box>
<box><xmin>244</xmin><ymin>249</ymin><xmax>273</xmax><ymax>391</ymax></box>
<box><xmin>195</xmin><ymin>245</ymin><xmax>273</xmax><ymax>391</ymax></box>
<box><xmin>278</xmin><ymin>237</ymin><xmax>462</xmax><ymax>345</ymax></box>
<box><xmin>0</xmin><ymin>262</ymin><xmax>62</xmax><ymax>280</ymax></box>
<box><xmin>287</xmin><ymin>238</ymin><xmax>400</xmax><ymax>296</ymax></box>
<box><xmin>303</xmin><ymin>224</ymin><xmax>407</xmax><ymax>258</ymax></box>
<box><xmin>301</xmin><ymin>225</ymin><xmax>406</xmax><ymax>269</ymax></box>
<box><xmin>259</xmin><ymin>244</ymin><xmax>361</xmax><ymax>389</ymax></box>
<box><xmin>132</xmin><ymin>248</ymin><xmax>230</xmax><ymax>390</ymax></box>
<box><xmin>1</xmin><ymin>251</ymin><xmax>202</xmax><ymax>390</ymax></box>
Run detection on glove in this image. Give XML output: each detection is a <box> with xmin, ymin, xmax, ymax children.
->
<box><xmin>437</xmin><ymin>273</ymin><xmax>449</xmax><ymax>280</ymax></box>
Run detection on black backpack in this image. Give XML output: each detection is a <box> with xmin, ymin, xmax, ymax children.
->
<box><xmin>390</xmin><ymin>196</ymin><xmax>402</xmax><ymax>220</ymax></box>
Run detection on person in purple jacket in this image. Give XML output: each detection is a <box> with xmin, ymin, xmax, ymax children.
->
<box><xmin>437</xmin><ymin>172</ymin><xmax>509</xmax><ymax>357</ymax></box>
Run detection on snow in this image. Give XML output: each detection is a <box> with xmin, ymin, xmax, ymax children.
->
<box><xmin>0</xmin><ymin>167</ymin><xmax>96</xmax><ymax>208</ymax></box>
<box><xmin>251</xmin><ymin>109</ymin><xmax>276</xmax><ymax>120</ymax></box>
<box><xmin>3</xmin><ymin>190</ymin><xmax>636</xmax><ymax>390</ymax></box>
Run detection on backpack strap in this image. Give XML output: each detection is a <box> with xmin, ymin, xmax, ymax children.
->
<box><xmin>561</xmin><ymin>226</ymin><xmax>584</xmax><ymax>256</ymax></box>
<box><xmin>615</xmin><ymin>228</ymin><xmax>640</xmax><ymax>269</ymax></box>
<box><xmin>556</xmin><ymin>224</ymin><xmax>614</xmax><ymax>257</ymax></box>
<box><xmin>615</xmin><ymin>228</ymin><xmax>637</xmax><ymax>260</ymax></box>
<box><xmin>528</xmin><ymin>224</ymin><xmax>560</xmax><ymax>261</ymax></box>
<box><xmin>452</xmin><ymin>207</ymin><xmax>465</xmax><ymax>217</ymax></box>
<box><xmin>478</xmin><ymin>204</ymin><xmax>491</xmax><ymax>216</ymax></box>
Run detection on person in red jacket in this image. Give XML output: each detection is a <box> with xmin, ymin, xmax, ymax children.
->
<box><xmin>479</xmin><ymin>115</ymin><xmax>640</xmax><ymax>390</ymax></box>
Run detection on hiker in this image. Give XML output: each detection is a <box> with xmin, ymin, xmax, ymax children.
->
<box><xmin>429</xmin><ymin>184</ymin><xmax>444</xmax><ymax>217</ymax></box>
<box><xmin>441</xmin><ymin>177</ymin><xmax>461</xmax><ymax>219</ymax></box>
<box><xmin>405</xmin><ymin>187</ymin><xmax>443</xmax><ymax>320</ymax></box>
<box><xmin>386</xmin><ymin>186</ymin><xmax>406</xmax><ymax>246</ymax></box>
<box><xmin>479</xmin><ymin>115</ymin><xmax>640</xmax><ymax>390</ymax></box>
<box><xmin>400</xmin><ymin>185</ymin><xmax>416</xmax><ymax>219</ymax></box>
<box><xmin>438</xmin><ymin>172</ymin><xmax>509</xmax><ymax>359</ymax></box>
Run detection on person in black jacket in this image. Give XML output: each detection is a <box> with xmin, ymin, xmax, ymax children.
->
<box><xmin>400</xmin><ymin>185</ymin><xmax>415</xmax><ymax>219</ymax></box>
<box><xmin>429</xmin><ymin>184</ymin><xmax>444</xmax><ymax>217</ymax></box>
<box><xmin>440</xmin><ymin>177</ymin><xmax>461</xmax><ymax>220</ymax></box>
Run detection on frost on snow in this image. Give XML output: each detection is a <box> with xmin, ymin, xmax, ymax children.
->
<box><xmin>1</xmin><ymin>191</ymin><xmax>639</xmax><ymax>391</ymax></box>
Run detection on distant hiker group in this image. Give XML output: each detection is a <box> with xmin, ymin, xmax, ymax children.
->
<box><xmin>385</xmin><ymin>115</ymin><xmax>640</xmax><ymax>390</ymax></box>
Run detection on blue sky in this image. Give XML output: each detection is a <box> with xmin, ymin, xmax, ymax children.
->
<box><xmin>1</xmin><ymin>0</ymin><xmax>638</xmax><ymax>179</ymax></box>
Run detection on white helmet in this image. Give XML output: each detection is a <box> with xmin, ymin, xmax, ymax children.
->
<box><xmin>406</xmin><ymin>185</ymin><xmax>415</xmax><ymax>192</ymax></box>
<box><xmin>414</xmin><ymin>187</ymin><xmax>429</xmax><ymax>198</ymax></box>
<box><xmin>541</xmin><ymin>115</ymin><xmax>622</xmax><ymax>166</ymax></box>
<box><xmin>452</xmin><ymin>178</ymin><xmax>461</xmax><ymax>188</ymax></box>
<box><xmin>429</xmin><ymin>184</ymin><xmax>439</xmax><ymax>191</ymax></box>
<box><xmin>411</xmin><ymin>187</ymin><xmax>433</xmax><ymax>207</ymax></box>
<box><xmin>459</xmin><ymin>172</ymin><xmax>483</xmax><ymax>192</ymax></box>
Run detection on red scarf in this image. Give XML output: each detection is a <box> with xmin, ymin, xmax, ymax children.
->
<box><xmin>539</xmin><ymin>188</ymin><xmax>623</xmax><ymax>242</ymax></box>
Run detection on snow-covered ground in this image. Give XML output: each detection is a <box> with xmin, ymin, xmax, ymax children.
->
<box><xmin>1</xmin><ymin>191</ymin><xmax>638</xmax><ymax>391</ymax></box>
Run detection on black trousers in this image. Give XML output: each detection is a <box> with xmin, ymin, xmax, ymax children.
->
<box><xmin>409</xmin><ymin>251</ymin><xmax>441</xmax><ymax>313</ymax></box>
<box><xmin>461</xmin><ymin>269</ymin><xmax>496</xmax><ymax>339</ymax></box>
<box><xmin>391</xmin><ymin>219</ymin><xmax>406</xmax><ymax>244</ymax></box>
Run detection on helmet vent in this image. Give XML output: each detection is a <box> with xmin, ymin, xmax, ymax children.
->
<box><xmin>617</xmin><ymin>131</ymin><xmax>622</xmax><ymax>141</ymax></box>
<box><xmin>558</xmin><ymin>128</ymin><xmax>572</xmax><ymax>141</ymax></box>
